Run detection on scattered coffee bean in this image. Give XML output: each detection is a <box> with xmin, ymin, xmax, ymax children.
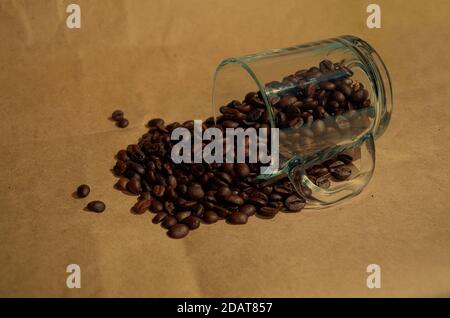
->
<box><xmin>152</xmin><ymin>212</ymin><xmax>168</xmax><ymax>224</ymax></box>
<box><xmin>182</xmin><ymin>215</ymin><xmax>201</xmax><ymax>229</ymax></box>
<box><xmin>76</xmin><ymin>184</ymin><xmax>90</xmax><ymax>198</ymax></box>
<box><xmin>228</xmin><ymin>212</ymin><xmax>248</xmax><ymax>224</ymax></box>
<box><xmin>112</xmin><ymin>110</ymin><xmax>124</xmax><ymax>121</ymax></box>
<box><xmin>330</xmin><ymin>165</ymin><xmax>352</xmax><ymax>180</ymax></box>
<box><xmin>167</xmin><ymin>224</ymin><xmax>189</xmax><ymax>239</ymax></box>
<box><xmin>285</xmin><ymin>195</ymin><xmax>306</xmax><ymax>212</ymax></box>
<box><xmin>161</xmin><ymin>215</ymin><xmax>177</xmax><ymax>229</ymax></box>
<box><xmin>116</xmin><ymin>118</ymin><xmax>129</xmax><ymax>128</ymax></box>
<box><xmin>239</xmin><ymin>204</ymin><xmax>256</xmax><ymax>216</ymax></box>
<box><xmin>203</xmin><ymin>211</ymin><xmax>219</xmax><ymax>224</ymax></box>
<box><xmin>132</xmin><ymin>199</ymin><xmax>151</xmax><ymax>214</ymax></box>
<box><xmin>86</xmin><ymin>201</ymin><xmax>105</xmax><ymax>213</ymax></box>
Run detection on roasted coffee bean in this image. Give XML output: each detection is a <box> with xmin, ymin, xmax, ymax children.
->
<box><xmin>248</xmin><ymin>193</ymin><xmax>268</xmax><ymax>206</ymax></box>
<box><xmin>270</xmin><ymin>193</ymin><xmax>283</xmax><ymax>201</ymax></box>
<box><xmin>167</xmin><ymin>175</ymin><xmax>177</xmax><ymax>188</ymax></box>
<box><xmin>127</xmin><ymin>162</ymin><xmax>145</xmax><ymax>175</ymax></box>
<box><xmin>228</xmin><ymin>212</ymin><xmax>248</xmax><ymax>224</ymax></box>
<box><xmin>76</xmin><ymin>184</ymin><xmax>90</xmax><ymax>198</ymax></box>
<box><xmin>328</xmin><ymin>160</ymin><xmax>345</xmax><ymax>169</ymax></box>
<box><xmin>338</xmin><ymin>83</ymin><xmax>352</xmax><ymax>96</ymax></box>
<box><xmin>112</xmin><ymin>110</ymin><xmax>124</xmax><ymax>121</ymax></box>
<box><xmin>319</xmin><ymin>59</ymin><xmax>334</xmax><ymax>73</ymax></box>
<box><xmin>116</xmin><ymin>118</ymin><xmax>129</xmax><ymax>128</ymax></box>
<box><xmin>235</xmin><ymin>163</ymin><xmax>250</xmax><ymax>177</ymax></box>
<box><xmin>117</xmin><ymin>149</ymin><xmax>129</xmax><ymax>161</ymax></box>
<box><xmin>187</xmin><ymin>184</ymin><xmax>205</xmax><ymax>200</ymax></box>
<box><xmin>150</xmin><ymin>200</ymin><xmax>164</xmax><ymax>212</ymax></box>
<box><xmin>126</xmin><ymin>179</ymin><xmax>142</xmax><ymax>195</ymax></box>
<box><xmin>161</xmin><ymin>215</ymin><xmax>177</xmax><ymax>229</ymax></box>
<box><xmin>203</xmin><ymin>211</ymin><xmax>219</xmax><ymax>223</ymax></box>
<box><xmin>352</xmin><ymin>88</ymin><xmax>369</xmax><ymax>103</ymax></box>
<box><xmin>217</xmin><ymin>186</ymin><xmax>232</xmax><ymax>199</ymax></box>
<box><xmin>284</xmin><ymin>195</ymin><xmax>306</xmax><ymax>212</ymax></box>
<box><xmin>115</xmin><ymin>177</ymin><xmax>129</xmax><ymax>191</ymax></box>
<box><xmin>217</xmin><ymin>172</ymin><xmax>233</xmax><ymax>184</ymax></box>
<box><xmin>239</xmin><ymin>204</ymin><xmax>256</xmax><ymax>216</ymax></box>
<box><xmin>319</xmin><ymin>81</ymin><xmax>336</xmax><ymax>90</ymax></box>
<box><xmin>315</xmin><ymin>175</ymin><xmax>331</xmax><ymax>189</ymax></box>
<box><xmin>175</xmin><ymin>211</ymin><xmax>191</xmax><ymax>222</ymax></box>
<box><xmin>164</xmin><ymin>201</ymin><xmax>175</xmax><ymax>214</ymax></box>
<box><xmin>113</xmin><ymin>160</ymin><xmax>127</xmax><ymax>176</ymax></box>
<box><xmin>182</xmin><ymin>215</ymin><xmax>201</xmax><ymax>230</ymax></box>
<box><xmin>215</xmin><ymin>206</ymin><xmax>231</xmax><ymax>218</ymax></box>
<box><xmin>331</xmin><ymin>91</ymin><xmax>346</xmax><ymax>103</ymax></box>
<box><xmin>139</xmin><ymin>191</ymin><xmax>152</xmax><ymax>201</ymax></box>
<box><xmin>152</xmin><ymin>184</ymin><xmax>165</xmax><ymax>197</ymax></box>
<box><xmin>258</xmin><ymin>206</ymin><xmax>279</xmax><ymax>217</ymax></box>
<box><xmin>86</xmin><ymin>201</ymin><xmax>105</xmax><ymax>213</ymax></box>
<box><xmin>330</xmin><ymin>165</ymin><xmax>352</xmax><ymax>180</ymax></box>
<box><xmin>224</xmin><ymin>194</ymin><xmax>244</xmax><ymax>206</ymax></box>
<box><xmin>148</xmin><ymin>118</ymin><xmax>164</xmax><ymax>127</ymax></box>
<box><xmin>337</xmin><ymin>153</ymin><xmax>353</xmax><ymax>164</ymax></box>
<box><xmin>152</xmin><ymin>212</ymin><xmax>168</xmax><ymax>224</ymax></box>
<box><xmin>132</xmin><ymin>199</ymin><xmax>151</xmax><ymax>214</ymax></box>
<box><xmin>167</xmin><ymin>224</ymin><xmax>189</xmax><ymax>239</ymax></box>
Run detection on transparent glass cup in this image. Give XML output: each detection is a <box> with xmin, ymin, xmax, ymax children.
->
<box><xmin>212</xmin><ymin>35</ymin><xmax>393</xmax><ymax>207</ymax></box>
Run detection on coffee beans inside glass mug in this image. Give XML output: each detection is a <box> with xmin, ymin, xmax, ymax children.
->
<box><xmin>112</xmin><ymin>60</ymin><xmax>363</xmax><ymax>238</ymax></box>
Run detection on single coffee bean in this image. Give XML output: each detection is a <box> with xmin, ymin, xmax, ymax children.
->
<box><xmin>352</xmin><ymin>88</ymin><xmax>369</xmax><ymax>103</ymax></box>
<box><xmin>319</xmin><ymin>81</ymin><xmax>336</xmax><ymax>90</ymax></box>
<box><xmin>150</xmin><ymin>200</ymin><xmax>164</xmax><ymax>212</ymax></box>
<box><xmin>126</xmin><ymin>179</ymin><xmax>142</xmax><ymax>195</ymax></box>
<box><xmin>116</xmin><ymin>118</ymin><xmax>129</xmax><ymax>128</ymax></box>
<box><xmin>331</xmin><ymin>91</ymin><xmax>346</xmax><ymax>103</ymax></box>
<box><xmin>111</xmin><ymin>110</ymin><xmax>124</xmax><ymax>121</ymax></box>
<box><xmin>235</xmin><ymin>163</ymin><xmax>250</xmax><ymax>177</ymax></box>
<box><xmin>187</xmin><ymin>184</ymin><xmax>205</xmax><ymax>201</ymax></box>
<box><xmin>132</xmin><ymin>199</ymin><xmax>151</xmax><ymax>214</ymax></box>
<box><xmin>215</xmin><ymin>206</ymin><xmax>231</xmax><ymax>218</ymax></box>
<box><xmin>228</xmin><ymin>212</ymin><xmax>248</xmax><ymax>225</ymax></box>
<box><xmin>224</xmin><ymin>194</ymin><xmax>244</xmax><ymax>206</ymax></box>
<box><xmin>337</xmin><ymin>153</ymin><xmax>353</xmax><ymax>164</ymax></box>
<box><xmin>258</xmin><ymin>206</ymin><xmax>279</xmax><ymax>217</ymax></box>
<box><xmin>175</xmin><ymin>211</ymin><xmax>191</xmax><ymax>222</ymax></box>
<box><xmin>86</xmin><ymin>201</ymin><xmax>105</xmax><ymax>213</ymax></box>
<box><xmin>330</xmin><ymin>165</ymin><xmax>352</xmax><ymax>180</ymax></box>
<box><xmin>148</xmin><ymin>118</ymin><xmax>164</xmax><ymax>127</ymax></box>
<box><xmin>115</xmin><ymin>177</ymin><xmax>129</xmax><ymax>191</ymax></box>
<box><xmin>203</xmin><ymin>210</ymin><xmax>219</xmax><ymax>224</ymax></box>
<box><xmin>167</xmin><ymin>175</ymin><xmax>177</xmax><ymax>188</ymax></box>
<box><xmin>239</xmin><ymin>204</ymin><xmax>256</xmax><ymax>216</ymax></box>
<box><xmin>328</xmin><ymin>160</ymin><xmax>345</xmax><ymax>169</ymax></box>
<box><xmin>315</xmin><ymin>175</ymin><xmax>331</xmax><ymax>188</ymax></box>
<box><xmin>117</xmin><ymin>149</ymin><xmax>129</xmax><ymax>161</ymax></box>
<box><xmin>167</xmin><ymin>224</ymin><xmax>189</xmax><ymax>239</ymax></box>
<box><xmin>182</xmin><ymin>215</ymin><xmax>201</xmax><ymax>230</ymax></box>
<box><xmin>127</xmin><ymin>162</ymin><xmax>145</xmax><ymax>175</ymax></box>
<box><xmin>284</xmin><ymin>195</ymin><xmax>306</xmax><ymax>212</ymax></box>
<box><xmin>152</xmin><ymin>212</ymin><xmax>168</xmax><ymax>224</ymax></box>
<box><xmin>152</xmin><ymin>184</ymin><xmax>165</xmax><ymax>197</ymax></box>
<box><xmin>161</xmin><ymin>215</ymin><xmax>177</xmax><ymax>229</ymax></box>
<box><xmin>76</xmin><ymin>184</ymin><xmax>90</xmax><ymax>198</ymax></box>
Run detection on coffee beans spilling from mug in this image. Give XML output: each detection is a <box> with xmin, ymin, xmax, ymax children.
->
<box><xmin>112</xmin><ymin>60</ymin><xmax>366</xmax><ymax>238</ymax></box>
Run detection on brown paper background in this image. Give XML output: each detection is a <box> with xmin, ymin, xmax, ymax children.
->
<box><xmin>0</xmin><ymin>0</ymin><xmax>449</xmax><ymax>297</ymax></box>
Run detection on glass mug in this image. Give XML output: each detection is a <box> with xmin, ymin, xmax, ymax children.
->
<box><xmin>212</xmin><ymin>35</ymin><xmax>393</xmax><ymax>208</ymax></box>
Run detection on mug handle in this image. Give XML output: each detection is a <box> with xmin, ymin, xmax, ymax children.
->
<box><xmin>288</xmin><ymin>133</ymin><xmax>376</xmax><ymax>208</ymax></box>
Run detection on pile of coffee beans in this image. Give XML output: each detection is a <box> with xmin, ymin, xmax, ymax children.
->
<box><xmin>111</xmin><ymin>110</ymin><xmax>129</xmax><ymax>128</ymax></box>
<box><xmin>112</xmin><ymin>60</ymin><xmax>368</xmax><ymax>238</ymax></box>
